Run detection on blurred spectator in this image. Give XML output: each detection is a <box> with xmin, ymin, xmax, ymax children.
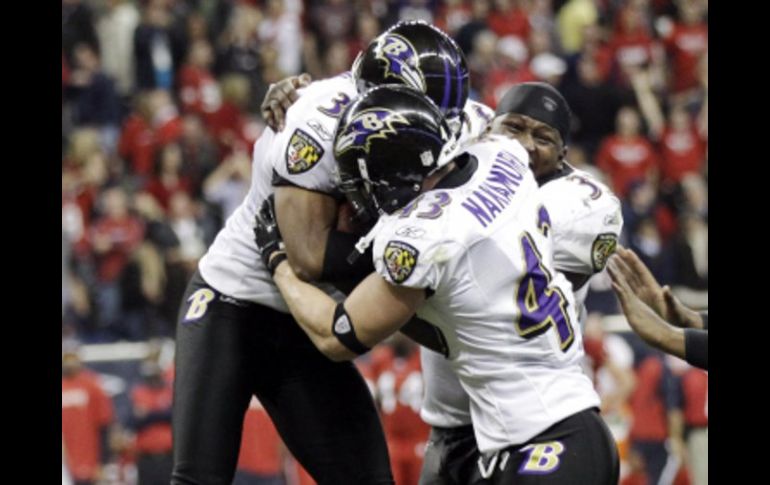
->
<box><xmin>456</xmin><ymin>0</ymin><xmax>493</xmax><ymax>55</ymax></box>
<box><xmin>530</xmin><ymin>51</ymin><xmax>567</xmax><ymax>84</ymax></box>
<box><xmin>660</xmin><ymin>0</ymin><xmax>707</xmax><ymax>97</ymax></box>
<box><xmin>64</xmin><ymin>43</ymin><xmax>123</xmax><ymax>153</ymax></box>
<box><xmin>167</xmin><ymin>191</ymin><xmax>208</xmax><ymax>278</ymax></box>
<box><xmin>467</xmin><ymin>29</ymin><xmax>500</xmax><ymax>100</ymax></box>
<box><xmin>396</xmin><ymin>0</ymin><xmax>434</xmax><ymax>24</ymax></box>
<box><xmin>62</xmin><ymin>342</ymin><xmax>116</xmax><ymax>485</ymax></box>
<box><xmin>235</xmin><ymin>397</ymin><xmax>287</xmax><ymax>485</ymax></box>
<box><xmin>118</xmin><ymin>90</ymin><xmax>183</xmax><ymax>180</ymax></box>
<box><xmin>627</xmin><ymin>351</ymin><xmax>685</xmax><ymax>485</ymax></box>
<box><xmin>307</xmin><ymin>0</ymin><xmax>356</xmax><ymax>54</ymax></box>
<box><xmin>208</xmin><ymin>74</ymin><xmax>262</xmax><ymax>156</ymax></box>
<box><xmin>658</xmin><ymin>104</ymin><xmax>706</xmax><ymax>188</ymax></box>
<box><xmin>214</xmin><ymin>4</ymin><xmax>263</xmax><ymax>110</ymax></box>
<box><xmin>596</xmin><ymin>106</ymin><xmax>660</xmax><ymax>198</ymax></box>
<box><xmin>680</xmin><ymin>365</ymin><xmax>708</xmax><ymax>485</ymax></box>
<box><xmin>203</xmin><ymin>150</ymin><xmax>252</xmax><ymax>222</ymax></box>
<box><xmin>375</xmin><ymin>335</ymin><xmax>430</xmax><ymax>485</ymax></box>
<box><xmin>671</xmin><ymin>211</ymin><xmax>707</xmax><ymax>290</ymax></box>
<box><xmin>608</xmin><ymin>0</ymin><xmax>665</xmax><ymax>91</ymax></box>
<box><xmin>146</xmin><ymin>143</ymin><xmax>193</xmax><ymax>212</ymax></box>
<box><xmin>621</xmin><ymin>180</ymin><xmax>676</xmax><ymax>242</ymax></box>
<box><xmin>63</xmin><ymin>0</ymin><xmax>99</xmax><ymax>65</ymax></box>
<box><xmin>178</xmin><ymin>39</ymin><xmax>222</xmax><ymax>126</ymax></box>
<box><xmin>488</xmin><ymin>0</ymin><xmax>531</xmax><ymax>40</ymax></box>
<box><xmin>434</xmin><ymin>0</ymin><xmax>473</xmax><ymax>37</ymax></box>
<box><xmin>178</xmin><ymin>114</ymin><xmax>219</xmax><ymax>196</ymax></box>
<box><xmin>628</xmin><ymin>217</ymin><xmax>675</xmax><ymax>286</ymax></box>
<box><xmin>561</xmin><ymin>53</ymin><xmax>627</xmax><ymax>160</ymax></box>
<box><xmin>87</xmin><ymin>186</ymin><xmax>145</xmax><ymax>335</ymax></box>
<box><xmin>481</xmin><ymin>34</ymin><xmax>533</xmax><ymax>108</ymax></box>
<box><xmin>323</xmin><ymin>39</ymin><xmax>355</xmax><ymax>78</ymax></box>
<box><xmin>134</xmin><ymin>1</ymin><xmax>185</xmax><ymax>91</ymax></box>
<box><xmin>129</xmin><ymin>358</ymin><xmax>173</xmax><ymax>485</ymax></box>
<box><xmin>96</xmin><ymin>0</ymin><xmax>141</xmax><ymax>98</ymax></box>
<box><xmin>258</xmin><ymin>0</ymin><xmax>303</xmax><ymax>77</ymax></box>
<box><xmin>556</xmin><ymin>0</ymin><xmax>599</xmax><ymax>54</ymax></box>
<box><xmin>347</xmin><ymin>11</ymin><xmax>381</xmax><ymax>61</ymax></box>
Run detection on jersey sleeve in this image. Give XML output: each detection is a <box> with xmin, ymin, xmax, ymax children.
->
<box><xmin>270</xmin><ymin>78</ymin><xmax>357</xmax><ymax>194</ymax></box>
<box><xmin>545</xmin><ymin>174</ymin><xmax>624</xmax><ymax>275</ymax></box>
<box><xmin>372</xmin><ymin>215</ymin><xmax>461</xmax><ymax>291</ymax></box>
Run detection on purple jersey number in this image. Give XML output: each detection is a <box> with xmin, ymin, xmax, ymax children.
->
<box><xmin>514</xmin><ymin>232</ymin><xmax>575</xmax><ymax>351</ymax></box>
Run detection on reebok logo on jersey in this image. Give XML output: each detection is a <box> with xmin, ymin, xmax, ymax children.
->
<box><xmin>307</xmin><ymin>119</ymin><xmax>333</xmax><ymax>141</ymax></box>
<box><xmin>286</xmin><ymin>129</ymin><xmax>324</xmax><ymax>174</ymax></box>
<box><xmin>384</xmin><ymin>240</ymin><xmax>419</xmax><ymax>284</ymax></box>
<box><xmin>591</xmin><ymin>233</ymin><xmax>618</xmax><ymax>272</ymax></box>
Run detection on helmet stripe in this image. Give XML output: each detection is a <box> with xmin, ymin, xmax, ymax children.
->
<box><xmin>454</xmin><ymin>52</ymin><xmax>463</xmax><ymax>113</ymax></box>
<box><xmin>441</xmin><ymin>56</ymin><xmax>451</xmax><ymax>113</ymax></box>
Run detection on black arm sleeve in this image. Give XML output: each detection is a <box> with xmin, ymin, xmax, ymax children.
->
<box><xmin>684</xmin><ymin>328</ymin><xmax>708</xmax><ymax>371</ymax></box>
<box><xmin>699</xmin><ymin>311</ymin><xmax>708</xmax><ymax>330</ymax></box>
<box><xmin>321</xmin><ymin>230</ymin><xmax>375</xmax><ymax>285</ymax></box>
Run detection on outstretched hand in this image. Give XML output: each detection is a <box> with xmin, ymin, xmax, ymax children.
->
<box><xmin>254</xmin><ymin>195</ymin><xmax>287</xmax><ymax>274</ymax></box>
<box><xmin>611</xmin><ymin>247</ymin><xmax>702</xmax><ymax>328</ymax></box>
<box><xmin>261</xmin><ymin>73</ymin><xmax>313</xmax><ymax>131</ymax></box>
<box><xmin>607</xmin><ymin>254</ymin><xmax>685</xmax><ymax>359</ymax></box>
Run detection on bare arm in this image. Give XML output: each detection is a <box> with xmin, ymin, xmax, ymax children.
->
<box><xmin>272</xmin><ymin>260</ymin><xmax>425</xmax><ymax>361</ymax></box>
<box><xmin>274</xmin><ymin>185</ymin><xmax>338</xmax><ymax>281</ymax></box>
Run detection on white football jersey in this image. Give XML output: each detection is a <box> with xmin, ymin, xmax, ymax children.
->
<box><xmin>198</xmin><ymin>74</ymin><xmax>358</xmax><ymax>310</ymax></box>
<box><xmin>373</xmin><ymin>135</ymin><xmax>600</xmax><ymax>452</ymax></box>
<box><xmin>420</xmin><ymin>162</ymin><xmax>623</xmax><ymax>429</ymax></box>
<box><xmin>198</xmin><ymin>74</ymin><xmax>492</xmax><ymax>312</ymax></box>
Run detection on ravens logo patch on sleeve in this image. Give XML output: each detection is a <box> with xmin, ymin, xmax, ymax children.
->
<box><xmin>384</xmin><ymin>240</ymin><xmax>419</xmax><ymax>284</ymax></box>
<box><xmin>591</xmin><ymin>233</ymin><xmax>619</xmax><ymax>272</ymax></box>
<box><xmin>286</xmin><ymin>129</ymin><xmax>325</xmax><ymax>174</ymax></box>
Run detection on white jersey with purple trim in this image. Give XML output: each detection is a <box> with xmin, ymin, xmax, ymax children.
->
<box><xmin>198</xmin><ymin>74</ymin><xmax>357</xmax><ymax>310</ymax></box>
<box><xmin>458</xmin><ymin>99</ymin><xmax>494</xmax><ymax>146</ymax></box>
<box><xmin>372</xmin><ymin>135</ymin><xmax>600</xmax><ymax>453</ymax></box>
<box><xmin>420</xmin><ymin>164</ymin><xmax>623</xmax><ymax>429</ymax></box>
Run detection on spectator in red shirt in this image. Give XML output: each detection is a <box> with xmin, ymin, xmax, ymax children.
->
<box><xmin>62</xmin><ymin>343</ymin><xmax>116</xmax><ymax>485</ymax></box>
<box><xmin>481</xmin><ymin>34</ymin><xmax>533</xmax><ymax>109</ymax></box>
<box><xmin>130</xmin><ymin>358</ymin><xmax>173</xmax><ymax>485</ymax></box>
<box><xmin>596</xmin><ymin>106</ymin><xmax>660</xmax><ymax>197</ymax></box>
<box><xmin>662</xmin><ymin>0</ymin><xmax>707</xmax><ymax>96</ymax></box>
<box><xmin>375</xmin><ymin>336</ymin><xmax>430</xmax><ymax>485</ymax></box>
<box><xmin>487</xmin><ymin>0</ymin><xmax>531</xmax><ymax>40</ymax></box>
<box><xmin>178</xmin><ymin>39</ymin><xmax>222</xmax><ymax>127</ymax></box>
<box><xmin>88</xmin><ymin>186</ymin><xmax>145</xmax><ymax>333</ymax></box>
<box><xmin>119</xmin><ymin>89</ymin><xmax>183</xmax><ymax>180</ymax></box>
<box><xmin>658</xmin><ymin>104</ymin><xmax>706</xmax><ymax>188</ymax></box>
<box><xmin>608</xmin><ymin>1</ymin><xmax>664</xmax><ymax>90</ymax></box>
<box><xmin>146</xmin><ymin>143</ymin><xmax>193</xmax><ymax>212</ymax></box>
<box><xmin>234</xmin><ymin>397</ymin><xmax>286</xmax><ymax>485</ymax></box>
<box><xmin>627</xmin><ymin>351</ymin><xmax>685</xmax><ymax>485</ymax></box>
<box><xmin>681</xmin><ymin>365</ymin><xmax>707</xmax><ymax>485</ymax></box>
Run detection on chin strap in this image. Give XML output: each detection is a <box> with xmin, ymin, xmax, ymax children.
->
<box><xmin>346</xmin><ymin>215</ymin><xmax>387</xmax><ymax>265</ymax></box>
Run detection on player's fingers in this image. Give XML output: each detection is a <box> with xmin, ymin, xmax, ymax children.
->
<box><xmin>297</xmin><ymin>73</ymin><xmax>312</xmax><ymax>87</ymax></box>
<box><xmin>270</xmin><ymin>99</ymin><xmax>285</xmax><ymax>131</ymax></box>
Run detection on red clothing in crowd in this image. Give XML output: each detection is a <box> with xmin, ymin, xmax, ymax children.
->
<box><xmin>118</xmin><ymin>114</ymin><xmax>183</xmax><ymax>177</ymax></box>
<box><xmin>376</xmin><ymin>350</ymin><xmax>430</xmax><ymax>485</ymax></box>
<box><xmin>664</xmin><ymin>22</ymin><xmax>708</xmax><ymax>93</ymax></box>
<box><xmin>207</xmin><ymin>101</ymin><xmax>260</xmax><ymax>156</ymax></box>
<box><xmin>62</xmin><ymin>370</ymin><xmax>115</xmax><ymax>482</ymax></box>
<box><xmin>131</xmin><ymin>383</ymin><xmax>173</xmax><ymax>455</ymax></box>
<box><xmin>482</xmin><ymin>65</ymin><xmax>537</xmax><ymax>110</ymax></box>
<box><xmin>88</xmin><ymin>215</ymin><xmax>145</xmax><ymax>282</ymax></box>
<box><xmin>659</xmin><ymin>125</ymin><xmax>706</xmax><ymax>185</ymax></box>
<box><xmin>146</xmin><ymin>176</ymin><xmax>193</xmax><ymax>211</ymax></box>
<box><xmin>237</xmin><ymin>397</ymin><xmax>284</xmax><ymax>476</ymax></box>
<box><xmin>596</xmin><ymin>135</ymin><xmax>659</xmax><ymax>198</ymax></box>
<box><xmin>681</xmin><ymin>368</ymin><xmax>708</xmax><ymax>428</ymax></box>
<box><xmin>487</xmin><ymin>6</ymin><xmax>531</xmax><ymax>40</ymax></box>
<box><xmin>628</xmin><ymin>356</ymin><xmax>669</xmax><ymax>442</ymax></box>
<box><xmin>177</xmin><ymin>64</ymin><xmax>221</xmax><ymax>126</ymax></box>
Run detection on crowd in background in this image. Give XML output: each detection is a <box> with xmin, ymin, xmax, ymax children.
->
<box><xmin>62</xmin><ymin>0</ymin><xmax>707</xmax><ymax>484</ymax></box>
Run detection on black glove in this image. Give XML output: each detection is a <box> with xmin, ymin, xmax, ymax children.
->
<box><xmin>254</xmin><ymin>195</ymin><xmax>287</xmax><ymax>275</ymax></box>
